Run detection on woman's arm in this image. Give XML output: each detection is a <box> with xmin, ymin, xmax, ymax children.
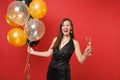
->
<box><xmin>73</xmin><ymin>39</ymin><xmax>92</xmax><ymax>64</ymax></box>
<box><xmin>27</xmin><ymin>37</ymin><xmax>57</xmax><ymax>57</ymax></box>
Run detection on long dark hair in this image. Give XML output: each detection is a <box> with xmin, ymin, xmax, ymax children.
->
<box><xmin>52</xmin><ymin>18</ymin><xmax>74</xmax><ymax>49</ymax></box>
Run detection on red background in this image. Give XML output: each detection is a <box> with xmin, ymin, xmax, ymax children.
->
<box><xmin>0</xmin><ymin>0</ymin><xmax>120</xmax><ymax>80</ymax></box>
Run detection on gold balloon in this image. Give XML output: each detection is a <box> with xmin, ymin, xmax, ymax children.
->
<box><xmin>7</xmin><ymin>28</ymin><xmax>27</xmax><ymax>47</ymax></box>
<box><xmin>29</xmin><ymin>0</ymin><xmax>47</xmax><ymax>19</ymax></box>
<box><xmin>5</xmin><ymin>14</ymin><xmax>21</xmax><ymax>28</ymax></box>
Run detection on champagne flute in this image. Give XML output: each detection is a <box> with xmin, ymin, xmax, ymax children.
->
<box><xmin>85</xmin><ymin>36</ymin><xmax>92</xmax><ymax>56</ymax></box>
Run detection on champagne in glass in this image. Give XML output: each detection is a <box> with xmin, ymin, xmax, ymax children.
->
<box><xmin>86</xmin><ymin>36</ymin><xmax>91</xmax><ymax>45</ymax></box>
<box><xmin>85</xmin><ymin>36</ymin><xmax>92</xmax><ymax>56</ymax></box>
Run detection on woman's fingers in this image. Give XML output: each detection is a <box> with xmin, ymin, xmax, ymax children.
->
<box><xmin>85</xmin><ymin>45</ymin><xmax>92</xmax><ymax>54</ymax></box>
<box><xmin>27</xmin><ymin>47</ymin><xmax>33</xmax><ymax>53</ymax></box>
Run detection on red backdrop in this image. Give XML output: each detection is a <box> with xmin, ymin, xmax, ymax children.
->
<box><xmin>0</xmin><ymin>0</ymin><xmax>120</xmax><ymax>80</ymax></box>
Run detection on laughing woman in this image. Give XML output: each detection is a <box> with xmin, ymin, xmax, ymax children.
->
<box><xmin>28</xmin><ymin>18</ymin><xmax>92</xmax><ymax>80</ymax></box>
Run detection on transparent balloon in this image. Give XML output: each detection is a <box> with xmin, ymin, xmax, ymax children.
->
<box><xmin>24</xmin><ymin>19</ymin><xmax>45</xmax><ymax>41</ymax></box>
<box><xmin>7</xmin><ymin>1</ymin><xmax>30</xmax><ymax>26</ymax></box>
<box><xmin>16</xmin><ymin>0</ymin><xmax>32</xmax><ymax>6</ymax></box>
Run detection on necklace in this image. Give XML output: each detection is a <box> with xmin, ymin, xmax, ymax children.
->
<box><xmin>59</xmin><ymin>38</ymin><xmax>70</xmax><ymax>50</ymax></box>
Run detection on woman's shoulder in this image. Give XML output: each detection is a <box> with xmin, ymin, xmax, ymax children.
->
<box><xmin>72</xmin><ymin>39</ymin><xmax>79</xmax><ymax>45</ymax></box>
<box><xmin>52</xmin><ymin>37</ymin><xmax>57</xmax><ymax>42</ymax></box>
<box><xmin>73</xmin><ymin>39</ymin><xmax>78</xmax><ymax>43</ymax></box>
<box><xmin>53</xmin><ymin>37</ymin><xmax>57</xmax><ymax>41</ymax></box>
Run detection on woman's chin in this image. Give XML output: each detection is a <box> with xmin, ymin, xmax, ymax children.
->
<box><xmin>63</xmin><ymin>33</ymin><xmax>70</xmax><ymax>36</ymax></box>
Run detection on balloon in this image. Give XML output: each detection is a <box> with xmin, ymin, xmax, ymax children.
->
<box><xmin>29</xmin><ymin>0</ymin><xmax>47</xmax><ymax>19</ymax></box>
<box><xmin>16</xmin><ymin>0</ymin><xmax>33</xmax><ymax>19</ymax></box>
<box><xmin>16</xmin><ymin>0</ymin><xmax>32</xmax><ymax>6</ymax></box>
<box><xmin>5</xmin><ymin>14</ymin><xmax>21</xmax><ymax>28</ymax></box>
<box><xmin>26</xmin><ymin>39</ymin><xmax>40</xmax><ymax>47</ymax></box>
<box><xmin>7</xmin><ymin>28</ymin><xmax>27</xmax><ymax>47</ymax></box>
<box><xmin>7</xmin><ymin>1</ymin><xmax>30</xmax><ymax>26</ymax></box>
<box><xmin>24</xmin><ymin>19</ymin><xmax>45</xmax><ymax>41</ymax></box>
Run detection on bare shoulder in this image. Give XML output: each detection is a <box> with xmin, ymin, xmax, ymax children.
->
<box><xmin>53</xmin><ymin>37</ymin><xmax>57</xmax><ymax>41</ymax></box>
<box><xmin>52</xmin><ymin>37</ymin><xmax>57</xmax><ymax>42</ymax></box>
<box><xmin>49</xmin><ymin>37</ymin><xmax>57</xmax><ymax>48</ymax></box>
<box><xmin>73</xmin><ymin>39</ymin><xmax>81</xmax><ymax>49</ymax></box>
<box><xmin>73</xmin><ymin>39</ymin><xmax>79</xmax><ymax>45</ymax></box>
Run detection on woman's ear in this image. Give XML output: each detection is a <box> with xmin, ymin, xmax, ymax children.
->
<box><xmin>70</xmin><ymin>30</ymin><xmax>72</xmax><ymax>33</ymax></box>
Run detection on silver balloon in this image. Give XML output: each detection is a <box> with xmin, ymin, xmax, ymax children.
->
<box><xmin>24</xmin><ymin>19</ymin><xmax>45</xmax><ymax>41</ymax></box>
<box><xmin>7</xmin><ymin>1</ymin><xmax>30</xmax><ymax>26</ymax></box>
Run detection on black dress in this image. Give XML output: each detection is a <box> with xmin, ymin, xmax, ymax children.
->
<box><xmin>47</xmin><ymin>38</ymin><xmax>75</xmax><ymax>80</ymax></box>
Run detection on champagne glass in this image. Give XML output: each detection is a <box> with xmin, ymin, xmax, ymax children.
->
<box><xmin>85</xmin><ymin>36</ymin><xmax>92</xmax><ymax>56</ymax></box>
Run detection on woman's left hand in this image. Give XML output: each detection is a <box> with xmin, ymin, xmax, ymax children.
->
<box><xmin>84</xmin><ymin>45</ymin><xmax>92</xmax><ymax>56</ymax></box>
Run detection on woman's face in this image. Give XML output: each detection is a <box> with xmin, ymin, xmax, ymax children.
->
<box><xmin>62</xmin><ymin>20</ymin><xmax>72</xmax><ymax>36</ymax></box>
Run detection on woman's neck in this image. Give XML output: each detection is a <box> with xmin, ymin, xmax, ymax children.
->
<box><xmin>59</xmin><ymin>35</ymin><xmax>71</xmax><ymax>50</ymax></box>
<box><xmin>62</xmin><ymin>35</ymin><xmax>71</xmax><ymax>43</ymax></box>
<box><xmin>62</xmin><ymin>35</ymin><xmax>71</xmax><ymax>39</ymax></box>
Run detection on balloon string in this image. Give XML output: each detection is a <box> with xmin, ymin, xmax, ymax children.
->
<box><xmin>24</xmin><ymin>44</ymin><xmax>30</xmax><ymax>80</ymax></box>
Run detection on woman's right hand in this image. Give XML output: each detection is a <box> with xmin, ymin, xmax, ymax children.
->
<box><xmin>27</xmin><ymin>47</ymin><xmax>34</xmax><ymax>54</ymax></box>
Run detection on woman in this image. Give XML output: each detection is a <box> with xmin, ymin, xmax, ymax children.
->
<box><xmin>28</xmin><ymin>18</ymin><xmax>92</xmax><ymax>80</ymax></box>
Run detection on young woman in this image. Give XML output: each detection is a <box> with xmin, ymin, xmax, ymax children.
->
<box><xmin>28</xmin><ymin>18</ymin><xmax>92</xmax><ymax>80</ymax></box>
